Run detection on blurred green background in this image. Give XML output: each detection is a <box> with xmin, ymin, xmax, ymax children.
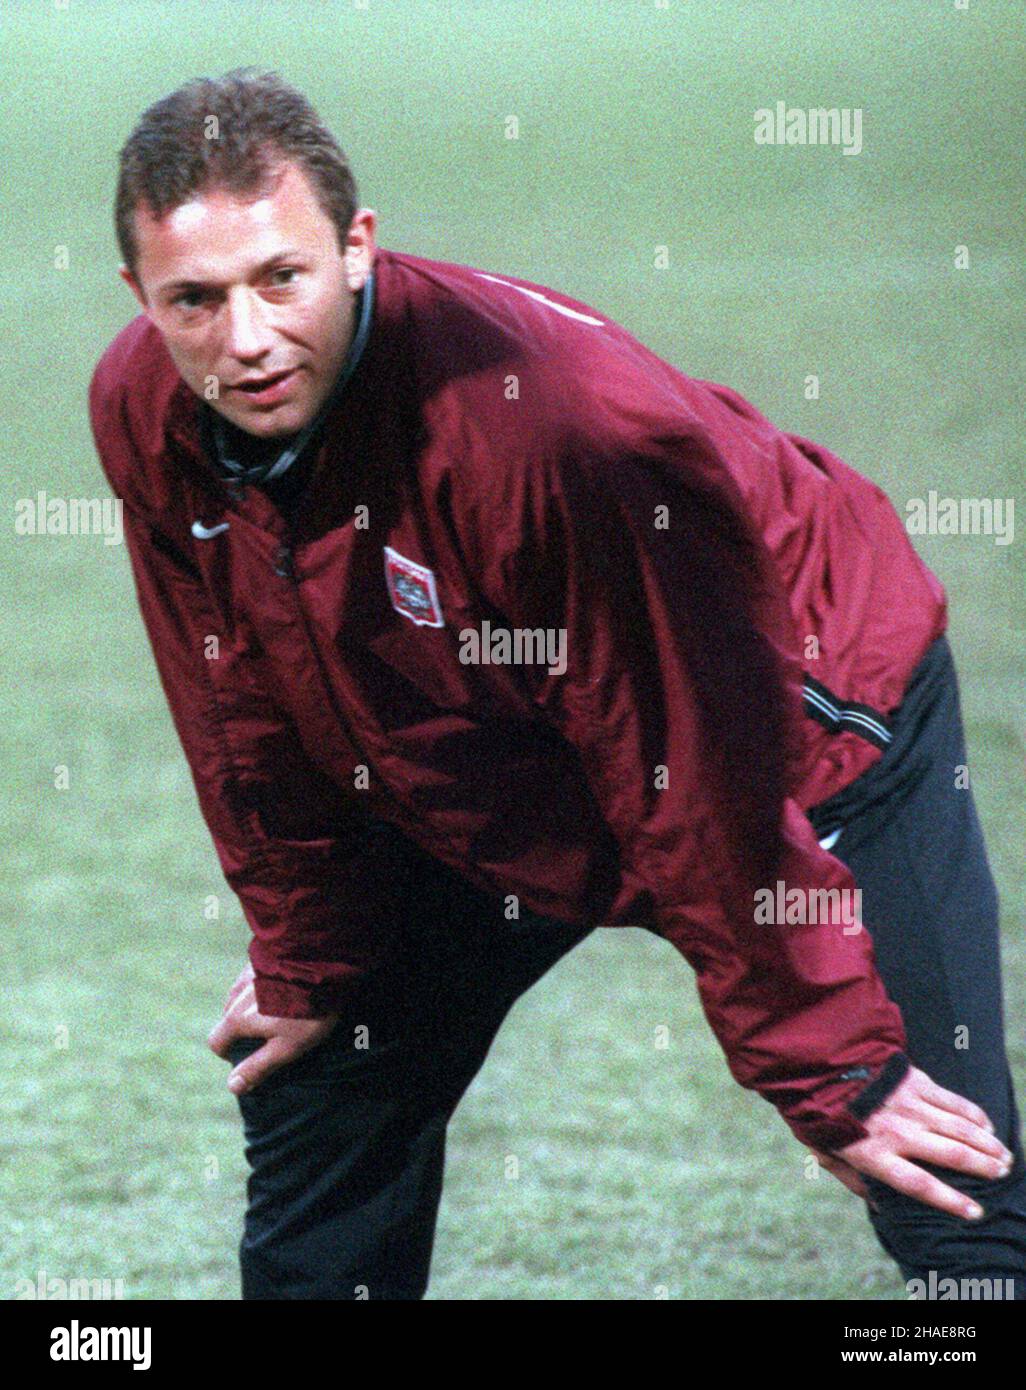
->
<box><xmin>2</xmin><ymin>0</ymin><xmax>1023</xmax><ymax>1300</ymax></box>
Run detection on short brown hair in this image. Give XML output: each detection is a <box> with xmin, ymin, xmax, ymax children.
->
<box><xmin>115</xmin><ymin>67</ymin><xmax>359</xmax><ymax>281</ymax></box>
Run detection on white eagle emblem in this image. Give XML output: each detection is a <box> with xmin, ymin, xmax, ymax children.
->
<box><xmin>383</xmin><ymin>546</ymin><xmax>445</xmax><ymax>628</ymax></box>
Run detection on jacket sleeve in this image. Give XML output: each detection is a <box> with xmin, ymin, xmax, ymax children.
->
<box><xmin>89</xmin><ymin>373</ymin><xmax>413</xmax><ymax>1019</ymax></box>
<box><xmin>462</xmin><ymin>440</ymin><xmax>909</xmax><ymax>1153</ymax></box>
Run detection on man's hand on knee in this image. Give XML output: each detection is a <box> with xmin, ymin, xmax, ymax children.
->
<box><xmin>831</xmin><ymin>1065</ymin><xmax>1014</xmax><ymax>1220</ymax></box>
<box><xmin>207</xmin><ymin>962</ymin><xmax>339</xmax><ymax>1095</ymax></box>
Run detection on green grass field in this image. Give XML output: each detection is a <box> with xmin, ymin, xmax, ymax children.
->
<box><xmin>2</xmin><ymin>0</ymin><xmax>1023</xmax><ymax>1300</ymax></box>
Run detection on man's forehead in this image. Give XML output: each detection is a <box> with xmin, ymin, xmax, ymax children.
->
<box><xmin>139</xmin><ymin>190</ymin><xmax>282</xmax><ymax>259</ymax></box>
<box><xmin>163</xmin><ymin>192</ymin><xmax>278</xmax><ymax>237</ymax></box>
<box><xmin>134</xmin><ymin>165</ymin><xmax>328</xmax><ymax>281</ymax></box>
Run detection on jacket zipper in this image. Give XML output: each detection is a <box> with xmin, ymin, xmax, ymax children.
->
<box><xmin>270</xmin><ymin>534</ymin><xmax>419</xmax><ymax>839</ymax></box>
<box><xmin>271</xmin><ymin>536</ymin><xmax>355</xmax><ymax>750</ymax></box>
<box><xmin>273</xmin><ymin>543</ymin><xmax>295</xmax><ymax>579</ymax></box>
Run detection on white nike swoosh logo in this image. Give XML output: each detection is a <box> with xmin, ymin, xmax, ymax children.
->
<box><xmin>191</xmin><ymin>520</ymin><xmax>231</xmax><ymax>540</ymax></box>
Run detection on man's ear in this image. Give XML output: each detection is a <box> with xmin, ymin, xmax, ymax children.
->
<box><xmin>342</xmin><ymin>208</ymin><xmax>378</xmax><ymax>292</ymax></box>
<box><xmin>119</xmin><ymin>265</ymin><xmax>150</xmax><ymax>316</ymax></box>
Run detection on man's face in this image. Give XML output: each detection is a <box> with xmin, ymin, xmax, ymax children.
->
<box><xmin>121</xmin><ymin>162</ymin><xmax>376</xmax><ymax>438</ymax></box>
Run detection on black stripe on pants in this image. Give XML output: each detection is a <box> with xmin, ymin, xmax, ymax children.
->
<box><xmin>808</xmin><ymin>634</ymin><xmax>1026</xmax><ymax>1297</ymax></box>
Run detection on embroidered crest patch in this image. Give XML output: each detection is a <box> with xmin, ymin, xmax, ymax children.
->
<box><xmin>383</xmin><ymin>546</ymin><xmax>445</xmax><ymax>628</ymax></box>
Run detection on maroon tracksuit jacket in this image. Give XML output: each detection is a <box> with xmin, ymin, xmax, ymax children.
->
<box><xmin>89</xmin><ymin>246</ymin><xmax>947</xmax><ymax>1151</ymax></box>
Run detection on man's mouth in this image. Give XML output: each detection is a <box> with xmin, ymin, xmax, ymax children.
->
<box><xmin>230</xmin><ymin>368</ymin><xmax>298</xmax><ymax>399</ymax></box>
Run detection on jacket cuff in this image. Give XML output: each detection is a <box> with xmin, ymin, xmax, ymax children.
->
<box><xmin>780</xmin><ymin>1051</ymin><xmax>912</xmax><ymax>1153</ymax></box>
<box><xmin>846</xmin><ymin>1050</ymin><xmax>911</xmax><ymax>1121</ymax></box>
<box><xmin>252</xmin><ymin>971</ymin><xmax>360</xmax><ymax>1020</ymax></box>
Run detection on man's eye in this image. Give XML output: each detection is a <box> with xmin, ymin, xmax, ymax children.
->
<box><xmin>174</xmin><ymin>290</ymin><xmax>206</xmax><ymax>309</ymax></box>
<box><xmin>268</xmin><ymin>267</ymin><xmax>299</xmax><ymax>286</ymax></box>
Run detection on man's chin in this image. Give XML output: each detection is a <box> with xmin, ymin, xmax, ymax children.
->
<box><xmin>212</xmin><ymin>400</ymin><xmax>314</xmax><ymax>439</ymax></box>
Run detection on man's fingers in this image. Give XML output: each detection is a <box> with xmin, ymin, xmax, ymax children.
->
<box><xmin>908</xmin><ymin>1069</ymin><xmax>995</xmax><ymax>1135</ymax></box>
<box><xmin>207</xmin><ymin>1016</ymin><xmax>235</xmax><ymax>1058</ymax></box>
<box><xmin>869</xmin><ymin>1153</ymin><xmax>985</xmax><ymax>1222</ymax></box>
<box><xmin>899</xmin><ymin>1127</ymin><xmax>1012</xmax><ymax>1183</ymax></box>
<box><xmin>220</xmin><ymin>962</ymin><xmax>257</xmax><ymax>1015</ymax></box>
<box><xmin>207</xmin><ymin>1002</ymin><xmax>266</xmax><ymax>1058</ymax></box>
<box><xmin>224</xmin><ymin>975</ymin><xmax>253</xmax><ymax>1013</ymax></box>
<box><xmin>223</xmin><ymin>974</ymin><xmax>257</xmax><ymax>1016</ymax></box>
<box><xmin>909</xmin><ymin>1101</ymin><xmax>1011</xmax><ymax>1163</ymax></box>
<box><xmin>208</xmin><ymin>981</ymin><xmax>264</xmax><ymax>1058</ymax></box>
<box><xmin>227</xmin><ymin>1035</ymin><xmax>295</xmax><ymax>1095</ymax></box>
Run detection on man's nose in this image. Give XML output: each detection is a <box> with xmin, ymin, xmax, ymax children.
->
<box><xmin>223</xmin><ymin>288</ymin><xmax>274</xmax><ymax>360</ymax></box>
